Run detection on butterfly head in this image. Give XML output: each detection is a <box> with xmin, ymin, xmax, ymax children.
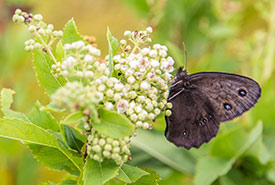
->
<box><xmin>175</xmin><ymin>67</ymin><xmax>188</xmax><ymax>80</ymax></box>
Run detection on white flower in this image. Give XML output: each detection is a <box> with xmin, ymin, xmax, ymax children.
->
<box><xmin>120</xmin><ymin>39</ymin><xmax>126</xmax><ymax>45</ymax></box>
<box><xmin>159</xmin><ymin>50</ymin><xmax>167</xmax><ymax>57</ymax></box>
<box><xmin>124</xmin><ymin>30</ymin><xmax>132</xmax><ymax>37</ymax></box>
<box><xmin>142</xmin><ymin>122</ymin><xmax>149</xmax><ymax>129</ymax></box>
<box><xmin>33</xmin><ymin>14</ymin><xmax>43</xmax><ymax>21</ymax></box>
<box><xmin>89</xmin><ymin>47</ymin><xmax>101</xmax><ymax>56</ymax></box>
<box><xmin>63</xmin><ymin>43</ymin><xmax>71</xmax><ymax>50</ymax></box>
<box><xmin>127</xmin><ymin>76</ymin><xmax>135</xmax><ymax>84</ymax></box>
<box><xmin>106</xmin><ymin>89</ymin><xmax>114</xmax><ymax>97</ymax></box>
<box><xmin>117</xmin><ymin>99</ymin><xmax>129</xmax><ymax>113</ymax></box>
<box><xmin>134</xmin><ymin>72</ymin><xmax>143</xmax><ymax>79</ymax></box>
<box><xmin>66</xmin><ymin>56</ymin><xmax>77</xmax><ymax>66</ymax></box>
<box><xmin>160</xmin><ymin>59</ymin><xmax>174</xmax><ymax>73</ymax></box>
<box><xmin>114</xmin><ymin>93</ymin><xmax>121</xmax><ymax>101</ymax></box>
<box><xmin>84</xmin><ymin>54</ymin><xmax>94</xmax><ymax>63</ymax></box>
<box><xmin>149</xmin><ymin>50</ymin><xmax>157</xmax><ymax>58</ymax></box>
<box><xmin>151</xmin><ymin>59</ymin><xmax>159</xmax><ymax>68</ymax></box>
<box><xmin>146</xmin><ymin>26</ymin><xmax>153</xmax><ymax>33</ymax></box>
<box><xmin>85</xmin><ymin>71</ymin><xmax>94</xmax><ymax>78</ymax></box>
<box><xmin>129</xmin><ymin>60</ymin><xmax>139</xmax><ymax>69</ymax></box>
<box><xmin>141</xmin><ymin>48</ymin><xmax>150</xmax><ymax>55</ymax></box>
<box><xmin>136</xmin><ymin>121</ymin><xmax>143</xmax><ymax>127</ymax></box>
<box><xmin>125</xmin><ymin>69</ymin><xmax>134</xmax><ymax>77</ymax></box>
<box><xmin>114</xmin><ymin>64</ymin><xmax>121</xmax><ymax>70</ymax></box>
<box><xmin>113</xmin><ymin>55</ymin><xmax>121</xmax><ymax>62</ymax></box>
<box><xmin>96</xmin><ymin>92</ymin><xmax>104</xmax><ymax>101</ymax></box>
<box><xmin>134</xmin><ymin>104</ymin><xmax>142</xmax><ymax>113</ymax></box>
<box><xmin>76</xmin><ymin>71</ymin><xmax>83</xmax><ymax>78</ymax></box>
<box><xmin>114</xmin><ymin>83</ymin><xmax>124</xmax><ymax>92</ymax></box>
<box><xmin>102</xmin><ymin>101</ymin><xmax>111</xmax><ymax>112</ymax></box>
<box><xmin>153</xmin><ymin>44</ymin><xmax>161</xmax><ymax>50</ymax></box>
<box><xmin>72</xmin><ymin>41</ymin><xmax>85</xmax><ymax>49</ymax></box>
<box><xmin>161</xmin><ymin>45</ymin><xmax>168</xmax><ymax>51</ymax></box>
<box><xmin>98</xmin><ymin>84</ymin><xmax>105</xmax><ymax>92</ymax></box>
<box><xmin>140</xmin><ymin>81</ymin><xmax>151</xmax><ymax>90</ymax></box>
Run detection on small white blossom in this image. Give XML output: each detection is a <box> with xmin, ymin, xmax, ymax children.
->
<box><xmin>105</xmin><ymin>102</ymin><xmax>114</xmax><ymax>110</ymax></box>
<box><xmin>149</xmin><ymin>49</ymin><xmax>158</xmax><ymax>58</ymax></box>
<box><xmin>72</xmin><ymin>41</ymin><xmax>85</xmax><ymax>49</ymax></box>
<box><xmin>127</xmin><ymin>76</ymin><xmax>135</xmax><ymax>84</ymax></box>
<box><xmin>141</xmin><ymin>48</ymin><xmax>150</xmax><ymax>55</ymax></box>
<box><xmin>114</xmin><ymin>83</ymin><xmax>124</xmax><ymax>92</ymax></box>
<box><xmin>146</xmin><ymin>26</ymin><xmax>153</xmax><ymax>33</ymax></box>
<box><xmin>129</xmin><ymin>60</ymin><xmax>139</xmax><ymax>69</ymax></box>
<box><xmin>140</xmin><ymin>81</ymin><xmax>150</xmax><ymax>90</ymax></box>
<box><xmin>117</xmin><ymin>99</ymin><xmax>129</xmax><ymax>113</ymax></box>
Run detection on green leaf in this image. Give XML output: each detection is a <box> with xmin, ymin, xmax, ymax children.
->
<box><xmin>116</xmin><ymin>164</ymin><xmax>149</xmax><ymax>183</ymax></box>
<box><xmin>194</xmin><ymin>122</ymin><xmax>263</xmax><ymax>185</ymax></box>
<box><xmin>0</xmin><ymin>118</ymin><xmax>83</xmax><ymax>174</ymax></box>
<box><xmin>33</xmin><ymin>50</ymin><xmax>66</xmax><ymax>95</ymax></box>
<box><xmin>61</xmin><ymin>111</ymin><xmax>85</xmax><ymax>125</ymax></box>
<box><xmin>27</xmin><ymin>101</ymin><xmax>59</xmax><ymax>131</ymax></box>
<box><xmin>62</xmin><ymin>19</ymin><xmax>84</xmax><ymax>44</ymax></box>
<box><xmin>131</xmin><ymin>168</ymin><xmax>160</xmax><ymax>185</ymax></box>
<box><xmin>107</xmin><ymin>27</ymin><xmax>119</xmax><ymax>77</ymax></box>
<box><xmin>58</xmin><ymin>178</ymin><xmax>77</xmax><ymax>185</ymax></box>
<box><xmin>0</xmin><ymin>88</ymin><xmax>30</xmax><ymax>122</ymax></box>
<box><xmin>83</xmin><ymin>158</ymin><xmax>120</xmax><ymax>185</ymax></box>
<box><xmin>92</xmin><ymin>108</ymin><xmax>135</xmax><ymax>138</ymax></box>
<box><xmin>28</xmin><ymin>144</ymin><xmax>81</xmax><ymax>175</ymax></box>
<box><xmin>55</xmin><ymin>40</ymin><xmax>65</xmax><ymax>62</ymax></box>
<box><xmin>60</xmin><ymin>124</ymin><xmax>86</xmax><ymax>152</ymax></box>
<box><xmin>131</xmin><ymin>130</ymin><xmax>195</xmax><ymax>173</ymax></box>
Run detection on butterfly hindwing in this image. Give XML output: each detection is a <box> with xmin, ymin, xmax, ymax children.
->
<box><xmin>165</xmin><ymin>89</ymin><xmax>220</xmax><ymax>149</ymax></box>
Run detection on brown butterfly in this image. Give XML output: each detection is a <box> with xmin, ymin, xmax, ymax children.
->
<box><xmin>165</xmin><ymin>45</ymin><xmax>261</xmax><ymax>149</ymax></box>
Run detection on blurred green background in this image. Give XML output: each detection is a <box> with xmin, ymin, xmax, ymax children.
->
<box><xmin>0</xmin><ymin>0</ymin><xmax>274</xmax><ymax>184</ymax></box>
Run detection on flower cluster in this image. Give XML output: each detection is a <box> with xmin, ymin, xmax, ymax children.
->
<box><xmin>13</xmin><ymin>8</ymin><xmax>176</xmax><ymax>164</ymax></box>
<box><xmin>51</xmin><ymin>41</ymin><xmax>105</xmax><ymax>80</ymax></box>
<box><xmin>87</xmin><ymin>129</ymin><xmax>131</xmax><ymax>165</ymax></box>
<box><xmin>13</xmin><ymin>9</ymin><xmax>63</xmax><ymax>52</ymax></box>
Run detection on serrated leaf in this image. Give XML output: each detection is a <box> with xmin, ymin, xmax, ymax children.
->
<box><xmin>92</xmin><ymin>108</ymin><xmax>135</xmax><ymax>138</ymax></box>
<box><xmin>28</xmin><ymin>144</ymin><xmax>81</xmax><ymax>175</ymax></box>
<box><xmin>60</xmin><ymin>124</ymin><xmax>86</xmax><ymax>152</ymax></box>
<box><xmin>131</xmin><ymin>168</ymin><xmax>160</xmax><ymax>185</ymax></box>
<box><xmin>116</xmin><ymin>164</ymin><xmax>149</xmax><ymax>183</ymax></box>
<box><xmin>55</xmin><ymin>40</ymin><xmax>65</xmax><ymax>62</ymax></box>
<box><xmin>194</xmin><ymin>122</ymin><xmax>263</xmax><ymax>185</ymax></box>
<box><xmin>83</xmin><ymin>158</ymin><xmax>120</xmax><ymax>185</ymax></box>
<box><xmin>0</xmin><ymin>118</ymin><xmax>83</xmax><ymax>174</ymax></box>
<box><xmin>33</xmin><ymin>50</ymin><xmax>66</xmax><ymax>95</ymax></box>
<box><xmin>61</xmin><ymin>111</ymin><xmax>85</xmax><ymax>125</ymax></box>
<box><xmin>0</xmin><ymin>88</ymin><xmax>30</xmax><ymax>122</ymax></box>
<box><xmin>62</xmin><ymin>19</ymin><xmax>84</xmax><ymax>44</ymax></box>
<box><xmin>27</xmin><ymin>101</ymin><xmax>59</xmax><ymax>131</ymax></box>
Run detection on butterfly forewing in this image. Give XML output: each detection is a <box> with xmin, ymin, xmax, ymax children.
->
<box><xmin>187</xmin><ymin>72</ymin><xmax>261</xmax><ymax>122</ymax></box>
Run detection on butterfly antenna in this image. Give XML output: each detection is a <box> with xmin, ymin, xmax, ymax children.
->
<box><xmin>182</xmin><ymin>42</ymin><xmax>187</xmax><ymax>71</ymax></box>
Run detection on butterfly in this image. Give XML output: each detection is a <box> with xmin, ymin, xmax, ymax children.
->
<box><xmin>164</xmin><ymin>45</ymin><xmax>261</xmax><ymax>149</ymax></box>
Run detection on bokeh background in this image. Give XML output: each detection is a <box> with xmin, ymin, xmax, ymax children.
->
<box><xmin>0</xmin><ymin>0</ymin><xmax>274</xmax><ymax>184</ymax></box>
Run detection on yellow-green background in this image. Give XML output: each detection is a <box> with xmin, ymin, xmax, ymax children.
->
<box><xmin>0</xmin><ymin>0</ymin><xmax>274</xmax><ymax>184</ymax></box>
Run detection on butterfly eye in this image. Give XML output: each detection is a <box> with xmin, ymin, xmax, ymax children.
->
<box><xmin>198</xmin><ymin>122</ymin><xmax>203</xmax><ymax>127</ymax></box>
<box><xmin>223</xmin><ymin>103</ymin><xmax>232</xmax><ymax>110</ymax></box>
<box><xmin>183</xmin><ymin>130</ymin><xmax>187</xmax><ymax>136</ymax></box>
<box><xmin>238</xmin><ymin>88</ymin><xmax>247</xmax><ymax>97</ymax></box>
<box><xmin>202</xmin><ymin>118</ymin><xmax>208</xmax><ymax>123</ymax></box>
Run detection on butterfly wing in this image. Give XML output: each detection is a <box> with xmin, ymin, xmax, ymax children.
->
<box><xmin>187</xmin><ymin>72</ymin><xmax>261</xmax><ymax>122</ymax></box>
<box><xmin>165</xmin><ymin>89</ymin><xmax>220</xmax><ymax>149</ymax></box>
